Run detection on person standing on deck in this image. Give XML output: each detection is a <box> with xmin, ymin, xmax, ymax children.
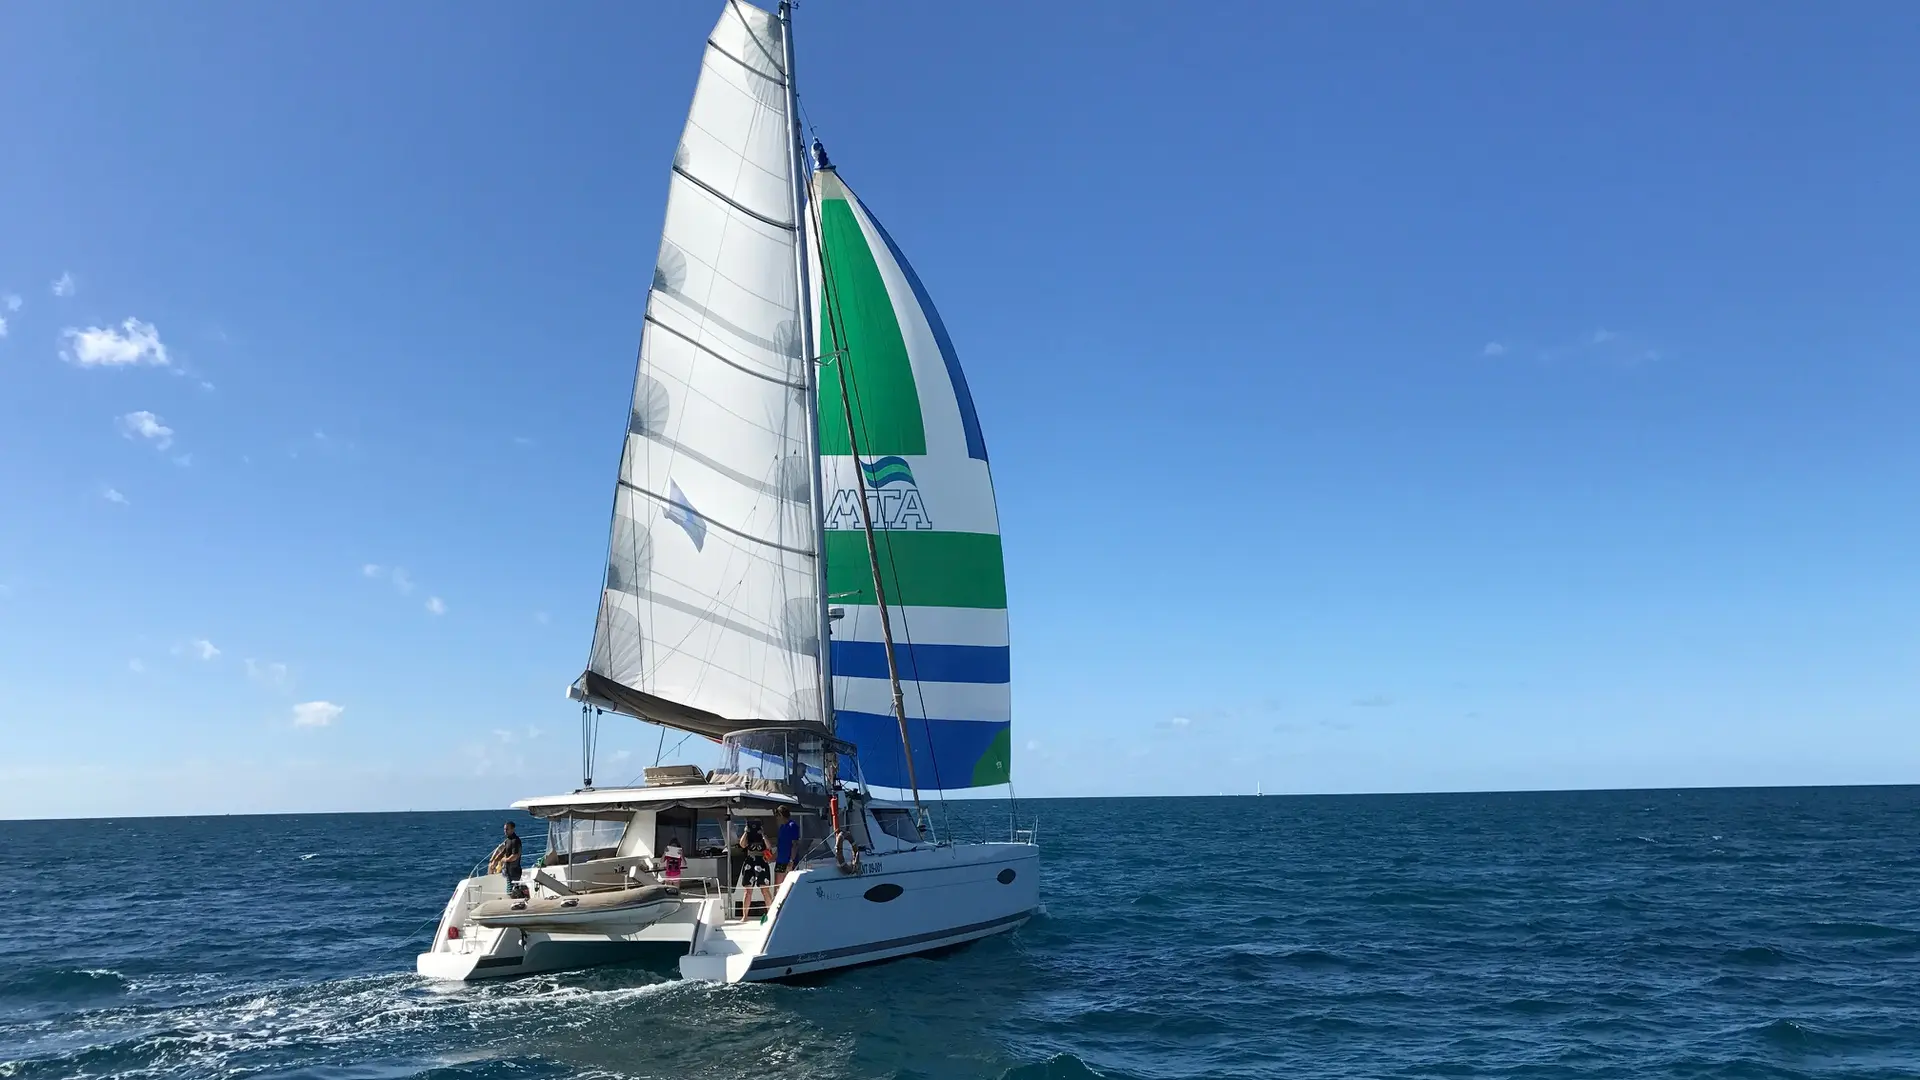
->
<box><xmin>488</xmin><ymin>821</ymin><xmax>523</xmax><ymax>885</ymax></box>
<box><xmin>774</xmin><ymin>806</ymin><xmax>800</xmax><ymax>881</ymax></box>
<box><xmin>735</xmin><ymin>819</ymin><xmax>774</xmax><ymax>919</ymax></box>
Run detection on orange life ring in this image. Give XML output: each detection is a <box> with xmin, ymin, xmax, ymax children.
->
<box><xmin>832</xmin><ymin>830</ymin><xmax>861</xmax><ymax>874</ymax></box>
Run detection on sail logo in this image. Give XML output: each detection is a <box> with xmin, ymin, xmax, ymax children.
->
<box><xmin>826</xmin><ymin>457</ymin><xmax>932</xmax><ymax>531</ymax></box>
<box><xmin>861</xmin><ymin>456</ymin><xmax>915</xmax><ymax>489</ymax></box>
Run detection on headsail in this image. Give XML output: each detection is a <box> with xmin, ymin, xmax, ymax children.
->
<box><xmin>578</xmin><ymin>1</ymin><xmax>821</xmax><ymax>739</ymax></box>
<box><xmin>808</xmin><ymin>167</ymin><xmax>1013</xmax><ymax>789</ymax></box>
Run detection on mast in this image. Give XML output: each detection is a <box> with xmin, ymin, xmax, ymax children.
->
<box><xmin>779</xmin><ymin>0</ymin><xmax>834</xmax><ymax>737</ymax></box>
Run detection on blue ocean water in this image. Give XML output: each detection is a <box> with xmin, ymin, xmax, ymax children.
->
<box><xmin>5</xmin><ymin>786</ymin><xmax>1920</xmax><ymax>1079</ymax></box>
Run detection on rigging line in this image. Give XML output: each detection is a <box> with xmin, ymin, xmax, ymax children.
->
<box><xmin>654</xmin><ymin>722</ymin><xmax>668</xmax><ymax>767</ymax></box>
<box><xmin>808</xmin><ymin>159</ymin><xmax>925</xmax><ymax>814</ymax></box>
<box><xmin>827</xmin><ymin>255</ymin><xmax>951</xmax><ymax>810</ymax></box>
<box><xmin>836</xmin><ymin>331</ymin><xmax>950</xmax><ymax>804</ymax></box>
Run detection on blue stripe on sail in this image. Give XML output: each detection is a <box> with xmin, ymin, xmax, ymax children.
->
<box><xmin>855</xmin><ymin>197</ymin><xmax>989</xmax><ymax>463</ymax></box>
<box><xmin>831</xmin><ymin>641</ymin><xmax>1010</xmax><ymax>684</ymax></box>
<box><xmin>833</xmin><ymin>710</ymin><xmax>1009</xmax><ymax>791</ymax></box>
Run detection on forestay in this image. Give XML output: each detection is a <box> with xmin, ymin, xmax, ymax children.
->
<box><xmin>579</xmin><ymin>2</ymin><xmax>821</xmax><ymax>737</ymax></box>
<box><xmin>808</xmin><ymin>167</ymin><xmax>1013</xmax><ymax>789</ymax></box>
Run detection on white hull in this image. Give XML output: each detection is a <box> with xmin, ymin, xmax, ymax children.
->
<box><xmin>417</xmin><ymin>841</ymin><xmax>1037</xmax><ymax>984</ymax></box>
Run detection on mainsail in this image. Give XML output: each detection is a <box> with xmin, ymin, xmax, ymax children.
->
<box><xmin>578</xmin><ymin>2</ymin><xmax>821</xmax><ymax>738</ymax></box>
<box><xmin>809</xmin><ymin>167</ymin><xmax>1013</xmax><ymax>790</ymax></box>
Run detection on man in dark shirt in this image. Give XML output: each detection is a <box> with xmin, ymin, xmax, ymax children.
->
<box><xmin>489</xmin><ymin>821</ymin><xmax>523</xmax><ymax>883</ymax></box>
<box><xmin>774</xmin><ymin>806</ymin><xmax>800</xmax><ymax>881</ymax></box>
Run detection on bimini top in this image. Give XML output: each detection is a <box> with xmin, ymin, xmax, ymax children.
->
<box><xmin>512</xmin><ymin>783</ymin><xmax>798</xmax><ymax>818</ymax></box>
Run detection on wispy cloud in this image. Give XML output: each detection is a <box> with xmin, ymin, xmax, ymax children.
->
<box><xmin>1352</xmin><ymin>694</ymin><xmax>1394</xmax><ymax>708</ymax></box>
<box><xmin>512</xmin><ymin>436</ymin><xmax>535</xmax><ymax>447</ymax></box>
<box><xmin>246</xmin><ymin>658</ymin><xmax>291</xmax><ymax>692</ymax></box>
<box><xmin>172</xmin><ymin>453</ymin><xmax>193</xmax><ymax>468</ymax></box>
<box><xmin>187</xmin><ymin>638</ymin><xmax>220</xmax><ymax>661</ymax></box>
<box><xmin>292</xmin><ymin>701</ymin><xmax>342</xmax><ymax>728</ymax></box>
<box><xmin>51</xmin><ymin>272</ymin><xmax>74</xmax><ymax>298</ymax></box>
<box><xmin>128</xmin><ymin>658</ymin><xmax>145</xmax><ymax>674</ymax></box>
<box><xmin>0</xmin><ymin>315</ymin><xmax>8</xmax><ymax>339</ymax></box>
<box><xmin>534</xmin><ymin>611</ymin><xmax>550</xmax><ymax>625</ymax></box>
<box><xmin>1483</xmin><ymin>327</ymin><xmax>1662</xmax><ymax>368</ymax></box>
<box><xmin>425</xmin><ymin>596</ymin><xmax>446</xmax><ymax>616</ymax></box>
<box><xmin>102</xmin><ymin>487</ymin><xmax>129</xmax><ymax>505</ymax></box>
<box><xmin>117</xmin><ymin>410</ymin><xmax>175</xmax><ymax>450</ymax></box>
<box><xmin>361</xmin><ymin>563</ymin><xmax>419</xmax><ymax>595</ymax></box>
<box><xmin>3</xmin><ymin>293</ymin><xmax>21</xmax><ymax>312</ymax></box>
<box><xmin>62</xmin><ymin>318</ymin><xmax>169</xmax><ymax>368</ymax></box>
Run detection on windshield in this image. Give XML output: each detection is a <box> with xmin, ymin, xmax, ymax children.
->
<box><xmin>545</xmin><ymin>813</ymin><xmax>628</xmax><ymax>865</ymax></box>
<box><xmin>720</xmin><ymin>727</ymin><xmax>862</xmax><ymax>795</ymax></box>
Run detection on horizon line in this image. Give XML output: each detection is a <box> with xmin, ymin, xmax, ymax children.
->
<box><xmin>4</xmin><ymin>779</ymin><xmax>1914</xmax><ymax>824</ymax></box>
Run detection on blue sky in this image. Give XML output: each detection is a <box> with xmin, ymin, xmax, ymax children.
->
<box><xmin>2</xmin><ymin>2</ymin><xmax>1916</xmax><ymax>817</ymax></box>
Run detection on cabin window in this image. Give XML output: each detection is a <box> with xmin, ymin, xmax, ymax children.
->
<box><xmin>871</xmin><ymin>808</ymin><xmax>921</xmax><ymax>844</ymax></box>
<box><xmin>693</xmin><ymin>815</ymin><xmax>729</xmax><ymax>857</ymax></box>
<box><xmin>545</xmin><ymin>813</ymin><xmax>628</xmax><ymax>865</ymax></box>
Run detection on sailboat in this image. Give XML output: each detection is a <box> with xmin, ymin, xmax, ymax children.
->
<box><xmin>417</xmin><ymin>0</ymin><xmax>1037</xmax><ymax>984</ymax></box>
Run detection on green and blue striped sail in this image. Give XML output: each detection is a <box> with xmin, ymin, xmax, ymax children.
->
<box><xmin>807</xmin><ymin>166</ymin><xmax>1011</xmax><ymax>791</ymax></box>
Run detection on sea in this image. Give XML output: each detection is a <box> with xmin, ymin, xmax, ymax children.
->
<box><xmin>5</xmin><ymin>786</ymin><xmax>1920</xmax><ymax>1079</ymax></box>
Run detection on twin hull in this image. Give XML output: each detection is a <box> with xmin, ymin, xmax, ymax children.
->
<box><xmin>417</xmin><ymin>842</ymin><xmax>1038</xmax><ymax>984</ymax></box>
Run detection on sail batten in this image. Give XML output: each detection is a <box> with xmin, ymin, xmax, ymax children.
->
<box><xmin>583</xmin><ymin>2</ymin><xmax>822</xmax><ymax>734</ymax></box>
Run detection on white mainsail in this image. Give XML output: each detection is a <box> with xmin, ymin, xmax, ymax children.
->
<box><xmin>579</xmin><ymin>1</ymin><xmax>820</xmax><ymax>736</ymax></box>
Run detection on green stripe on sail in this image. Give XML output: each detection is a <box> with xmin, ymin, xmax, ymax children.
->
<box><xmin>817</xmin><ymin>198</ymin><xmax>926</xmax><ymax>456</ymax></box>
<box><xmin>972</xmin><ymin>725</ymin><xmax>1012</xmax><ymax>786</ymax></box>
<box><xmin>825</xmin><ymin>531</ymin><xmax>1006</xmax><ymax>610</ymax></box>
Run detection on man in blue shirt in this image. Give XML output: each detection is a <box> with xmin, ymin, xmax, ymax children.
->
<box><xmin>774</xmin><ymin>806</ymin><xmax>801</xmax><ymax>881</ymax></box>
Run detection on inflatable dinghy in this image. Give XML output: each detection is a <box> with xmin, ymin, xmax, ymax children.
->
<box><xmin>471</xmin><ymin>885</ymin><xmax>681</xmax><ymax>934</ymax></box>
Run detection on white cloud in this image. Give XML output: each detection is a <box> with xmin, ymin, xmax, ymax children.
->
<box><xmin>425</xmin><ymin>596</ymin><xmax>446</xmax><ymax>615</ymax></box>
<box><xmin>3</xmin><ymin>293</ymin><xmax>20</xmax><ymax>312</ymax></box>
<box><xmin>246</xmin><ymin>658</ymin><xmax>290</xmax><ymax>691</ymax></box>
<box><xmin>189</xmin><ymin>638</ymin><xmax>220</xmax><ymax>661</ymax></box>
<box><xmin>172</xmin><ymin>453</ymin><xmax>193</xmax><ymax>468</ymax></box>
<box><xmin>492</xmin><ymin>728</ymin><xmax>516</xmax><ymax>743</ymax></box>
<box><xmin>1169</xmin><ymin>716</ymin><xmax>1192</xmax><ymax>727</ymax></box>
<box><xmin>292</xmin><ymin>701</ymin><xmax>343</xmax><ymax>728</ymax></box>
<box><xmin>534</xmin><ymin>611</ymin><xmax>550</xmax><ymax>625</ymax></box>
<box><xmin>391</xmin><ymin>568</ymin><xmax>415</xmax><ymax>595</ymax></box>
<box><xmin>513</xmin><ymin>436</ymin><xmax>534</xmax><ymax>446</ymax></box>
<box><xmin>1026</xmin><ymin>739</ymin><xmax>1040</xmax><ymax>751</ymax></box>
<box><xmin>525</xmin><ymin>725</ymin><xmax>545</xmax><ymax>741</ymax></box>
<box><xmin>117</xmin><ymin>410</ymin><xmax>175</xmax><ymax>450</ymax></box>
<box><xmin>62</xmin><ymin>318</ymin><xmax>169</xmax><ymax>368</ymax></box>
<box><xmin>1352</xmin><ymin>694</ymin><xmax>1395</xmax><ymax>708</ymax></box>
<box><xmin>610</xmin><ymin>749</ymin><xmax>632</xmax><ymax>763</ymax></box>
<box><xmin>361</xmin><ymin>563</ymin><xmax>382</xmax><ymax>578</ymax></box>
<box><xmin>1482</xmin><ymin>341</ymin><xmax>1506</xmax><ymax>357</ymax></box>
<box><xmin>102</xmin><ymin>487</ymin><xmax>128</xmax><ymax>505</ymax></box>
<box><xmin>0</xmin><ymin>315</ymin><xmax>8</xmax><ymax>339</ymax></box>
<box><xmin>199</xmin><ymin>380</ymin><xmax>216</xmax><ymax>392</ymax></box>
<box><xmin>51</xmin><ymin>272</ymin><xmax>74</xmax><ymax>298</ymax></box>
<box><xmin>128</xmin><ymin>658</ymin><xmax>145</xmax><ymax>674</ymax></box>
<box><xmin>1591</xmin><ymin>329</ymin><xmax>1617</xmax><ymax>345</ymax></box>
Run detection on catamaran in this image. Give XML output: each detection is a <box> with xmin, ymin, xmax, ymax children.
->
<box><xmin>417</xmin><ymin>0</ymin><xmax>1037</xmax><ymax>984</ymax></box>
